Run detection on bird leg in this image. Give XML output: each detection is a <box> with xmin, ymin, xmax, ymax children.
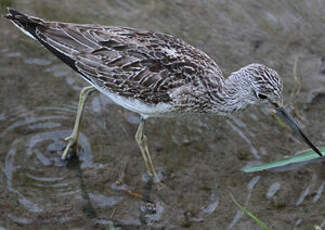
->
<box><xmin>135</xmin><ymin>117</ymin><xmax>160</xmax><ymax>183</ymax></box>
<box><xmin>62</xmin><ymin>85</ymin><xmax>96</xmax><ymax>160</ymax></box>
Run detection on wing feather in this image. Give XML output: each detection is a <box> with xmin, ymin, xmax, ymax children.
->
<box><xmin>10</xmin><ymin>12</ymin><xmax>223</xmax><ymax>104</ymax></box>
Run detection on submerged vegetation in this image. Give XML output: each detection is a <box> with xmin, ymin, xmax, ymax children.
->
<box><xmin>231</xmin><ymin>195</ymin><xmax>271</xmax><ymax>230</ymax></box>
<box><xmin>244</xmin><ymin>147</ymin><xmax>325</xmax><ymax>173</ymax></box>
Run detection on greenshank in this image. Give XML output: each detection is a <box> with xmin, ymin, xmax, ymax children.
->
<box><xmin>6</xmin><ymin>9</ymin><xmax>322</xmax><ymax>183</ymax></box>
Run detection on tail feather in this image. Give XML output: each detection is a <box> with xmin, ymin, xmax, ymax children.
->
<box><xmin>5</xmin><ymin>8</ymin><xmax>25</xmax><ymax>20</ymax></box>
<box><xmin>5</xmin><ymin>8</ymin><xmax>45</xmax><ymax>40</ymax></box>
<box><xmin>5</xmin><ymin>8</ymin><xmax>80</xmax><ymax>73</ymax></box>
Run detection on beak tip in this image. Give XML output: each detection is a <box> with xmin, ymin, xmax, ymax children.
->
<box><xmin>275</xmin><ymin>106</ymin><xmax>322</xmax><ymax>157</ymax></box>
<box><xmin>316</xmin><ymin>149</ymin><xmax>323</xmax><ymax>157</ymax></box>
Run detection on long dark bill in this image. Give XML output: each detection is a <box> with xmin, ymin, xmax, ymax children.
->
<box><xmin>276</xmin><ymin>107</ymin><xmax>323</xmax><ymax>157</ymax></box>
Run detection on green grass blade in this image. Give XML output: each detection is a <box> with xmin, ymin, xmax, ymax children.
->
<box><xmin>231</xmin><ymin>195</ymin><xmax>271</xmax><ymax>230</ymax></box>
<box><xmin>109</xmin><ymin>221</ymin><xmax>115</xmax><ymax>230</ymax></box>
<box><xmin>243</xmin><ymin>147</ymin><xmax>325</xmax><ymax>173</ymax></box>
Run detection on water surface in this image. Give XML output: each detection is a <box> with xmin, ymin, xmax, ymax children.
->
<box><xmin>0</xmin><ymin>0</ymin><xmax>325</xmax><ymax>229</ymax></box>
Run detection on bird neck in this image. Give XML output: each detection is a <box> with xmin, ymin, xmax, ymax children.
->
<box><xmin>210</xmin><ymin>70</ymin><xmax>250</xmax><ymax>114</ymax></box>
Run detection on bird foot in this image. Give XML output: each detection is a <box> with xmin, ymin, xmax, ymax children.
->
<box><xmin>61</xmin><ymin>134</ymin><xmax>77</xmax><ymax>160</ymax></box>
<box><xmin>143</xmin><ymin>171</ymin><xmax>165</xmax><ymax>190</ymax></box>
<box><xmin>155</xmin><ymin>181</ymin><xmax>166</xmax><ymax>191</ymax></box>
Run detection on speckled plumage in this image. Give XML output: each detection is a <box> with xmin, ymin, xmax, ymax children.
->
<box><xmin>6</xmin><ymin>9</ymin><xmax>323</xmax><ymax>182</ymax></box>
<box><xmin>6</xmin><ymin>9</ymin><xmax>283</xmax><ymax>118</ymax></box>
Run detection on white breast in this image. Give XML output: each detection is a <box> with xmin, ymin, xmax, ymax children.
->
<box><xmin>98</xmin><ymin>87</ymin><xmax>173</xmax><ymax>119</ymax></box>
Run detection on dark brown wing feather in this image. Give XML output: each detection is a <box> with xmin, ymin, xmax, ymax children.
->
<box><xmin>7</xmin><ymin>10</ymin><xmax>222</xmax><ymax>104</ymax></box>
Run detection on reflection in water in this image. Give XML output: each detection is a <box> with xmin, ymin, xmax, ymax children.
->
<box><xmin>293</xmin><ymin>218</ymin><xmax>303</xmax><ymax>230</ymax></box>
<box><xmin>0</xmin><ymin>105</ymin><xmax>104</xmax><ymax>224</ymax></box>
<box><xmin>198</xmin><ymin>191</ymin><xmax>219</xmax><ymax>220</ymax></box>
<box><xmin>313</xmin><ymin>182</ymin><xmax>325</xmax><ymax>203</ymax></box>
<box><xmin>226</xmin><ymin>118</ymin><xmax>260</xmax><ymax>159</ymax></box>
<box><xmin>296</xmin><ymin>183</ymin><xmax>311</xmax><ymax>206</ymax></box>
<box><xmin>227</xmin><ymin>176</ymin><xmax>260</xmax><ymax>229</ymax></box>
<box><xmin>266</xmin><ymin>182</ymin><xmax>281</xmax><ymax>199</ymax></box>
<box><xmin>0</xmin><ymin>73</ymin><xmax>323</xmax><ymax>229</ymax></box>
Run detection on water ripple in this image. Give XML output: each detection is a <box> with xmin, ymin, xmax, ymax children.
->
<box><xmin>0</xmin><ymin>104</ymin><xmax>106</xmax><ymax>224</ymax></box>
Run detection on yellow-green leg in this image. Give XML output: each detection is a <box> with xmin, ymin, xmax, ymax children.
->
<box><xmin>135</xmin><ymin>117</ymin><xmax>160</xmax><ymax>183</ymax></box>
<box><xmin>62</xmin><ymin>85</ymin><xmax>96</xmax><ymax>160</ymax></box>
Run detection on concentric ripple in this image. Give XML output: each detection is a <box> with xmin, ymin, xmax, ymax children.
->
<box><xmin>0</xmin><ymin>104</ymin><xmax>109</xmax><ymax>224</ymax></box>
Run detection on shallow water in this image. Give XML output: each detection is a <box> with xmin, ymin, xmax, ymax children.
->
<box><xmin>0</xmin><ymin>0</ymin><xmax>325</xmax><ymax>229</ymax></box>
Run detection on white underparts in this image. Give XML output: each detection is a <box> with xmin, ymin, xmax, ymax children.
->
<box><xmin>95</xmin><ymin>86</ymin><xmax>173</xmax><ymax>119</ymax></box>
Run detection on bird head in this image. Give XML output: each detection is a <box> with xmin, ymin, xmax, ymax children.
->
<box><xmin>233</xmin><ymin>63</ymin><xmax>322</xmax><ymax>156</ymax></box>
<box><xmin>238</xmin><ymin>63</ymin><xmax>283</xmax><ymax>107</ymax></box>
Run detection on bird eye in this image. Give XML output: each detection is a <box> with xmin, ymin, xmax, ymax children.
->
<box><xmin>257</xmin><ymin>94</ymin><xmax>268</xmax><ymax>100</ymax></box>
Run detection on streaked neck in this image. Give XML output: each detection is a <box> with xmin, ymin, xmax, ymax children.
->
<box><xmin>210</xmin><ymin>69</ymin><xmax>250</xmax><ymax>114</ymax></box>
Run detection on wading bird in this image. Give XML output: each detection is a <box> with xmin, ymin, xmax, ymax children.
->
<box><xmin>6</xmin><ymin>9</ymin><xmax>322</xmax><ymax>183</ymax></box>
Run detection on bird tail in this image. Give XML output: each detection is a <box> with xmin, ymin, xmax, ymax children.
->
<box><xmin>5</xmin><ymin>8</ymin><xmax>82</xmax><ymax>73</ymax></box>
<box><xmin>5</xmin><ymin>8</ymin><xmax>45</xmax><ymax>40</ymax></box>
